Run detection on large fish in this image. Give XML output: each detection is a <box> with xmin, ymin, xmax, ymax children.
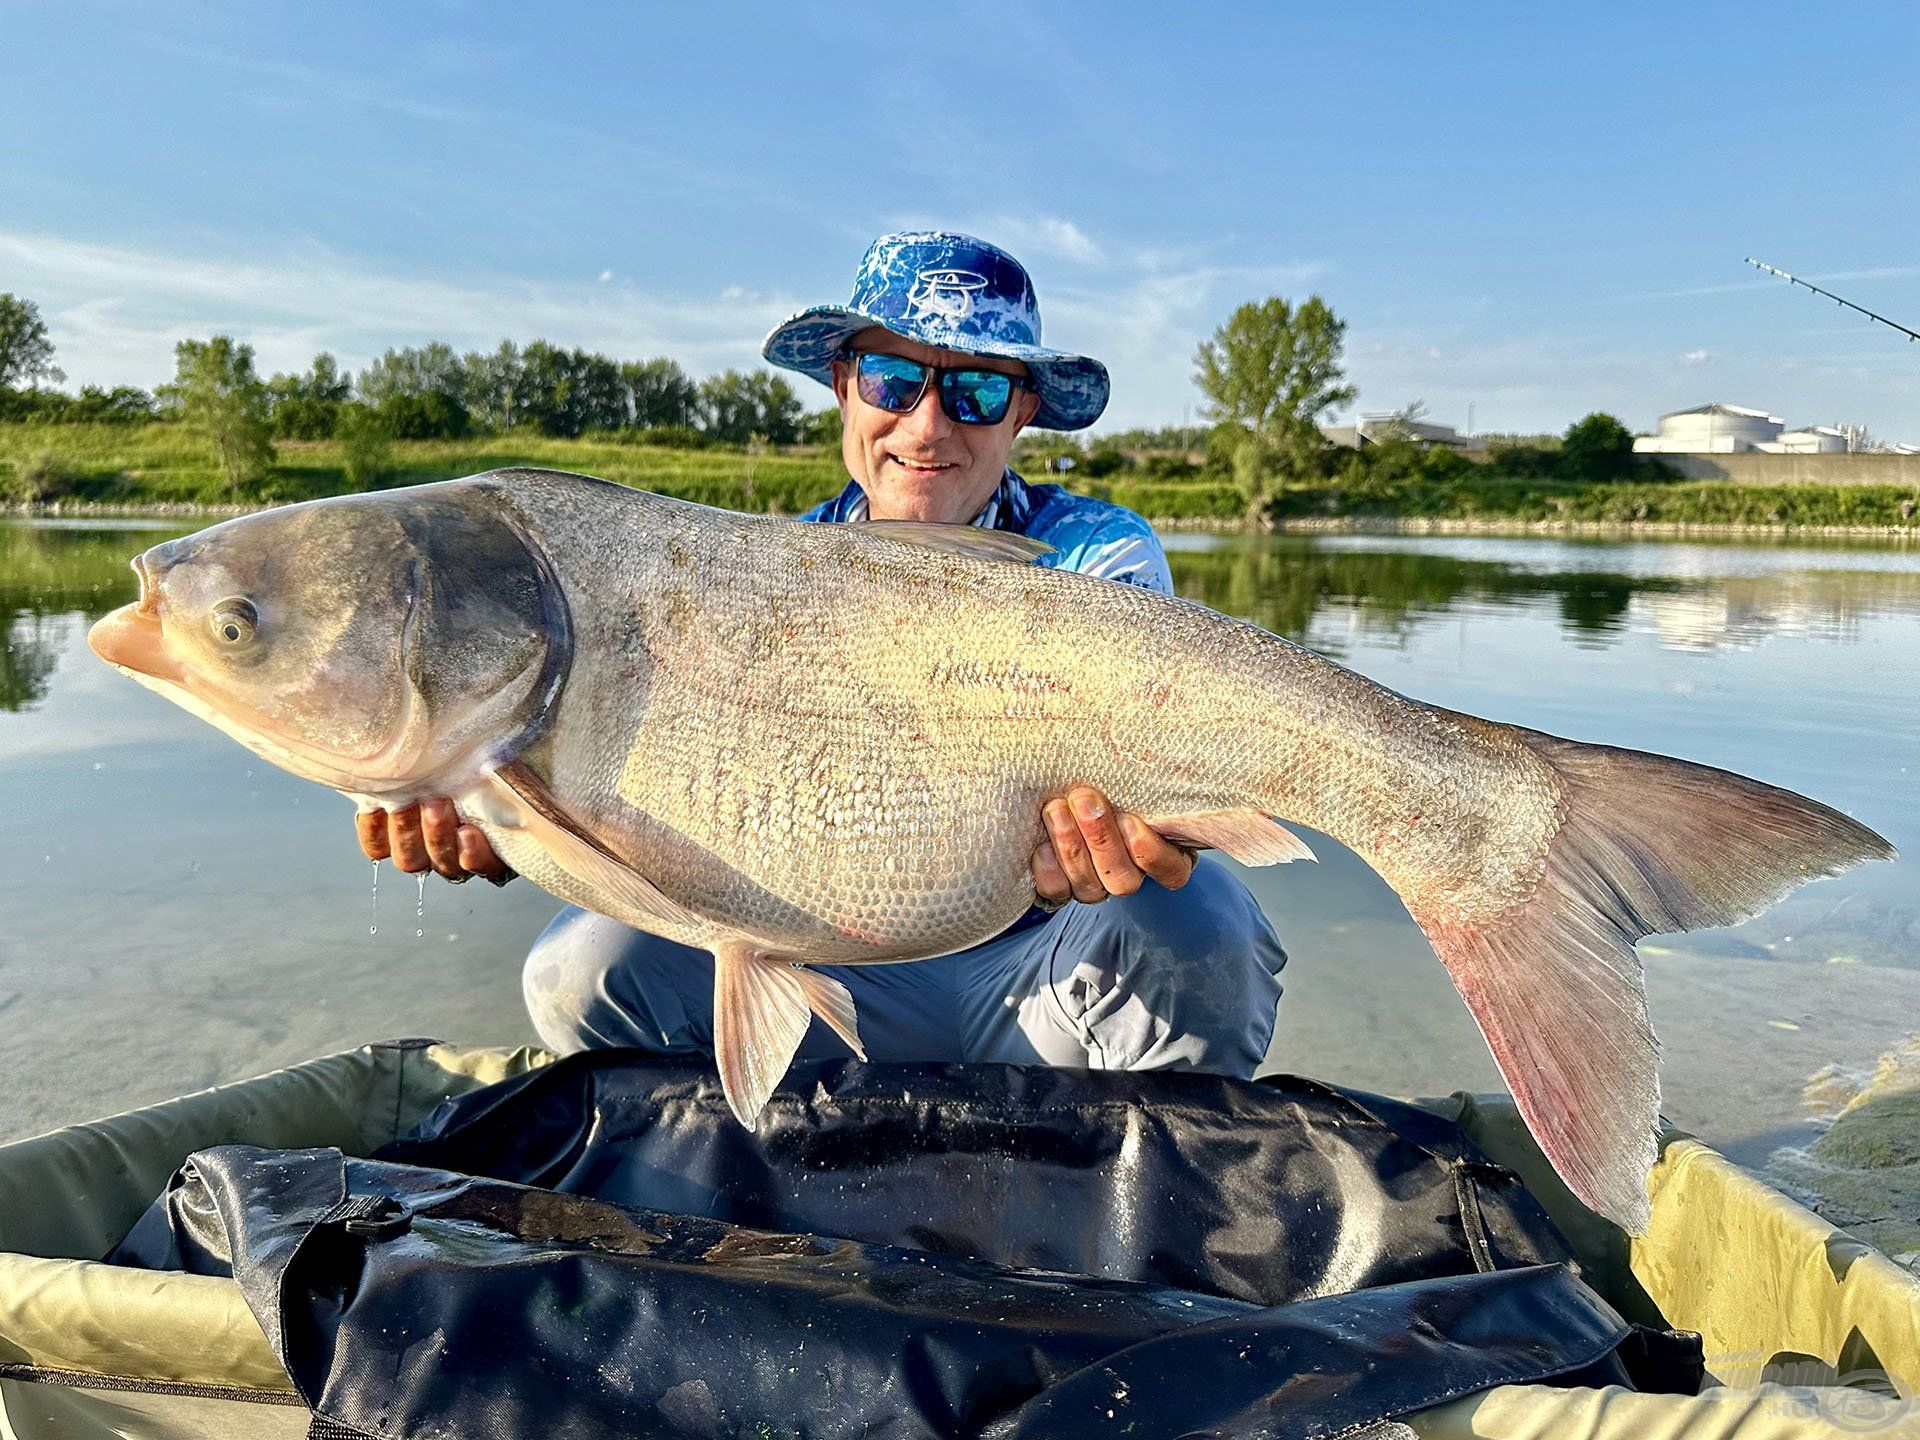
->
<box><xmin>89</xmin><ymin>469</ymin><xmax>1892</xmax><ymax>1230</ymax></box>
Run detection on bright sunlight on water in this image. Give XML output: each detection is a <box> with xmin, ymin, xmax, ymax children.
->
<box><xmin>2</xmin><ymin>519</ymin><xmax>1915</xmax><ymax>1167</ymax></box>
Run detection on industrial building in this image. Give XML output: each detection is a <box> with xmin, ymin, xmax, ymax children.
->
<box><xmin>1634</xmin><ymin>404</ymin><xmax>1883</xmax><ymax>454</ymax></box>
<box><xmin>1633</xmin><ymin>403</ymin><xmax>1785</xmax><ymax>453</ymax></box>
<box><xmin>1322</xmin><ymin>412</ymin><xmax>1481</xmax><ymax>451</ymax></box>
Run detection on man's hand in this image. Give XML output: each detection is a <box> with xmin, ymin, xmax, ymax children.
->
<box><xmin>1031</xmin><ymin>784</ymin><xmax>1195</xmax><ymax>907</ymax></box>
<box><xmin>356</xmin><ymin>798</ymin><xmax>512</xmax><ymax>884</ymax></box>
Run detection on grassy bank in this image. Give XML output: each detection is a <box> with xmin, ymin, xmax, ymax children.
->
<box><xmin>6</xmin><ymin>421</ymin><xmax>1919</xmax><ymax>532</ymax></box>
<box><xmin>0</xmin><ymin>423</ymin><xmax>850</xmax><ymax>514</ymax></box>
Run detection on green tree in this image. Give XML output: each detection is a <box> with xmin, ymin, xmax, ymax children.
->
<box><xmin>1195</xmin><ymin>296</ymin><xmax>1355</xmax><ymax>520</ymax></box>
<box><xmin>462</xmin><ymin>342</ymin><xmax>526</xmax><ymax>432</ymax></box>
<box><xmin>802</xmin><ymin>406</ymin><xmax>843</xmax><ymax>447</ymax></box>
<box><xmin>356</xmin><ymin>343</ymin><xmax>465</xmax><ymax>408</ymax></box>
<box><xmin>621</xmin><ymin>357</ymin><xmax>700</xmax><ymax>429</ymax></box>
<box><xmin>335</xmin><ymin>402</ymin><xmax>393</xmax><ymax>489</ymax></box>
<box><xmin>267</xmin><ymin>352</ymin><xmax>351</xmax><ymax>439</ymax></box>
<box><xmin>377</xmin><ymin>390</ymin><xmax>470</xmax><ymax>440</ymax></box>
<box><xmin>1560</xmin><ymin>412</ymin><xmax>1637</xmax><ymax>483</ymax></box>
<box><xmin>0</xmin><ymin>295</ymin><xmax>64</xmax><ymax>390</ymax></box>
<box><xmin>515</xmin><ymin>342</ymin><xmax>627</xmax><ymax>437</ymax></box>
<box><xmin>159</xmin><ymin>337</ymin><xmax>275</xmax><ymax>497</ymax></box>
<box><xmin>699</xmin><ymin>369</ymin><xmax>804</xmax><ymax>444</ymax></box>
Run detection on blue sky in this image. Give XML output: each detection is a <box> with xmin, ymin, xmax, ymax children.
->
<box><xmin>4</xmin><ymin>1</ymin><xmax>1917</xmax><ymax>438</ymax></box>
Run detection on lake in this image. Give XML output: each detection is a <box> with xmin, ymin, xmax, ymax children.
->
<box><xmin>3</xmin><ymin>517</ymin><xmax>1916</xmax><ymax>1168</ymax></box>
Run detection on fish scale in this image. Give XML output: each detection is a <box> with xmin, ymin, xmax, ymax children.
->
<box><xmin>87</xmin><ymin>467</ymin><xmax>1894</xmax><ymax>1233</ymax></box>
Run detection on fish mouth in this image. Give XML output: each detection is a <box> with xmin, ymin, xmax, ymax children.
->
<box><xmin>133</xmin><ymin>554</ymin><xmax>160</xmax><ymax>615</ymax></box>
<box><xmin>87</xmin><ymin>556</ymin><xmax>184</xmax><ymax>684</ymax></box>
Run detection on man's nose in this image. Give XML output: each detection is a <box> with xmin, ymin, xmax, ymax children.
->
<box><xmin>896</xmin><ymin>383</ymin><xmax>952</xmax><ymax>444</ymax></box>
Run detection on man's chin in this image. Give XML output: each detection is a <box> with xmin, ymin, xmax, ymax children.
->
<box><xmin>867</xmin><ymin>464</ymin><xmax>995</xmax><ymax>524</ymax></box>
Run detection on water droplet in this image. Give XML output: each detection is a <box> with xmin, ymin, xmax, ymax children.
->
<box><xmin>369</xmin><ymin>860</ymin><xmax>380</xmax><ymax>936</ymax></box>
<box><xmin>416</xmin><ymin>871</ymin><xmax>427</xmax><ymax>938</ymax></box>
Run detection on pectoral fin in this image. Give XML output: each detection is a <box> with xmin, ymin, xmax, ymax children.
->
<box><xmin>712</xmin><ymin>945</ymin><xmax>866</xmax><ymax>1126</ymax></box>
<box><xmin>487</xmin><ymin>762</ymin><xmax>706</xmax><ymax>935</ymax></box>
<box><xmin>1145</xmin><ymin>808</ymin><xmax>1316</xmax><ymax>865</ymax></box>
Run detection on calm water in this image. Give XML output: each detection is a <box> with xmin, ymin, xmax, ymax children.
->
<box><xmin>2</xmin><ymin>518</ymin><xmax>1916</xmax><ymax>1161</ymax></box>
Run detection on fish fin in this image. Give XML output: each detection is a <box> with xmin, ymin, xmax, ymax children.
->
<box><xmin>486</xmin><ymin>763</ymin><xmax>706</xmax><ymax>936</ymax></box>
<box><xmin>1145</xmin><ymin>809</ymin><xmax>1316</xmax><ymax>865</ymax></box>
<box><xmin>851</xmin><ymin>521</ymin><xmax>1054</xmax><ymax>565</ymax></box>
<box><xmin>711</xmin><ymin>947</ymin><xmax>864</xmax><ymax>1125</ymax></box>
<box><xmin>791</xmin><ymin>966</ymin><xmax>866</xmax><ymax>1061</ymax></box>
<box><xmin>1411</xmin><ymin>729</ymin><xmax>1894</xmax><ymax>1235</ymax></box>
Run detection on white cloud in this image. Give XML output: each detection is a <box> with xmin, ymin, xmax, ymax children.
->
<box><xmin>1682</xmin><ymin>349</ymin><xmax>1712</xmax><ymax>364</ymax></box>
<box><xmin>597</xmin><ymin>269</ymin><xmax>615</xmax><ymax>284</ymax></box>
<box><xmin>886</xmin><ymin>213</ymin><xmax>1106</xmax><ymax>267</ymax></box>
<box><xmin>0</xmin><ymin>230</ymin><xmax>807</xmax><ymax>389</ymax></box>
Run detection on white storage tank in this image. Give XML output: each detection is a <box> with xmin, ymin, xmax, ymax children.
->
<box><xmin>1634</xmin><ymin>403</ymin><xmax>1784</xmax><ymax>453</ymax></box>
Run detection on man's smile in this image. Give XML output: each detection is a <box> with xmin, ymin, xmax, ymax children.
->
<box><xmin>885</xmin><ymin>453</ymin><xmax>957</xmax><ymax>475</ymax></box>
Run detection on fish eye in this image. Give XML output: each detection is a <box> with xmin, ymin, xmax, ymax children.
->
<box><xmin>210</xmin><ymin>598</ymin><xmax>258</xmax><ymax>646</ymax></box>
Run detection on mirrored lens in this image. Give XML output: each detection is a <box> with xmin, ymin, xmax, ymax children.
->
<box><xmin>942</xmin><ymin>370</ymin><xmax>1014</xmax><ymax>425</ymax></box>
<box><xmin>855</xmin><ymin>354</ymin><xmax>929</xmax><ymax>413</ymax></box>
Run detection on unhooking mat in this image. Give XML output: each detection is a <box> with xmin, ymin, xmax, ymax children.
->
<box><xmin>107</xmin><ymin>1055</ymin><xmax>1702</xmax><ymax>1438</ymax></box>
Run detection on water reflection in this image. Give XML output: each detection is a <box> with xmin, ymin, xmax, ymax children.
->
<box><xmin>0</xmin><ymin>521</ymin><xmax>179</xmax><ymax>710</ymax></box>
<box><xmin>1166</xmin><ymin>533</ymin><xmax>1920</xmax><ymax>655</ymax></box>
<box><xmin>10</xmin><ymin>521</ymin><xmax>1920</xmax><ymax>714</ymax></box>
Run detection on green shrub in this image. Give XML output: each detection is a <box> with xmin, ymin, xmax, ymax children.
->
<box><xmin>1079</xmin><ymin>444</ymin><xmax>1130</xmax><ymax>479</ymax></box>
<box><xmin>1</xmin><ymin>449</ymin><xmax>79</xmax><ymax>503</ymax></box>
<box><xmin>639</xmin><ymin>424</ymin><xmax>710</xmax><ymax>450</ymax></box>
<box><xmin>1136</xmin><ymin>453</ymin><xmax>1201</xmax><ymax>482</ymax></box>
<box><xmin>378</xmin><ymin>391</ymin><xmax>470</xmax><ymax>441</ymax></box>
<box><xmin>336</xmin><ymin>404</ymin><xmax>393</xmax><ymax>489</ymax></box>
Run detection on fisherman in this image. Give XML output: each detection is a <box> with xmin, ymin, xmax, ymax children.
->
<box><xmin>357</xmin><ymin>231</ymin><xmax>1288</xmax><ymax>1077</ymax></box>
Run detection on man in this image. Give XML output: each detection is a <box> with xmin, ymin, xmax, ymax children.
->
<box><xmin>359</xmin><ymin>231</ymin><xmax>1286</xmax><ymax>1076</ymax></box>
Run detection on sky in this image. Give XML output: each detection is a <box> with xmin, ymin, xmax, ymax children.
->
<box><xmin>3</xmin><ymin>0</ymin><xmax>1917</xmax><ymax>440</ymax></box>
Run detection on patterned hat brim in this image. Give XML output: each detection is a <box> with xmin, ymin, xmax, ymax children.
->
<box><xmin>762</xmin><ymin>306</ymin><xmax>1110</xmax><ymax>432</ymax></box>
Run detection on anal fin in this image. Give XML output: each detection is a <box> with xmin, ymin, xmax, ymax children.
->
<box><xmin>1145</xmin><ymin>808</ymin><xmax>1316</xmax><ymax>866</ymax></box>
<box><xmin>712</xmin><ymin>945</ymin><xmax>865</xmax><ymax>1126</ymax></box>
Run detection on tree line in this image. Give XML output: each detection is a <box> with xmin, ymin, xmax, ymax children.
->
<box><xmin>0</xmin><ymin>293</ymin><xmax>840</xmax><ymax>494</ymax></box>
<box><xmin>4</xmin><ymin>287</ymin><xmax>1658</xmax><ymax>512</ymax></box>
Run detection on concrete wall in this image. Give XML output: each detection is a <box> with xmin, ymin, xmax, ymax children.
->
<box><xmin>1657</xmin><ymin>452</ymin><xmax>1920</xmax><ymax>486</ymax></box>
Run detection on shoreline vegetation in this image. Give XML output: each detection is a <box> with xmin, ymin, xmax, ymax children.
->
<box><xmin>3</xmin><ymin>292</ymin><xmax>1915</xmax><ymax>536</ymax></box>
<box><xmin>5</xmin><ymin>422</ymin><xmax>1918</xmax><ymax>536</ymax></box>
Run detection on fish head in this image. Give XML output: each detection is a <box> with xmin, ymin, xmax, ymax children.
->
<box><xmin>87</xmin><ymin>484</ymin><xmax>567</xmax><ymax>798</ymax></box>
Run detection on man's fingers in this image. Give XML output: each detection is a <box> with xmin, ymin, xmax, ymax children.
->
<box><xmin>1119</xmin><ymin>813</ymin><xmax>1197</xmax><ymax>890</ymax></box>
<box><xmin>1044</xmin><ymin>796</ymin><xmax>1113</xmax><ymax>905</ymax></box>
<box><xmin>385</xmin><ymin>804</ymin><xmax>429</xmax><ymax>874</ymax></box>
<box><xmin>356</xmin><ymin>810</ymin><xmax>391</xmax><ymax>862</ymax></box>
<box><xmin>1030</xmin><ymin>840</ymin><xmax>1071</xmax><ymax>905</ymax></box>
<box><xmin>1069</xmin><ymin>786</ymin><xmax>1144</xmax><ymax>897</ymax></box>
<box><xmin>419</xmin><ymin>798</ymin><xmax>466</xmax><ymax>880</ymax></box>
<box><xmin>456</xmin><ymin>824</ymin><xmax>512</xmax><ymax>884</ymax></box>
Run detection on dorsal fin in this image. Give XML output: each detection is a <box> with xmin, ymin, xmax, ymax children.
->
<box><xmin>851</xmin><ymin>521</ymin><xmax>1054</xmax><ymax>564</ymax></box>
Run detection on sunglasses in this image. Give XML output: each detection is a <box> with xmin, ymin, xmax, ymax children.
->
<box><xmin>848</xmin><ymin>351</ymin><xmax>1036</xmax><ymax>426</ymax></box>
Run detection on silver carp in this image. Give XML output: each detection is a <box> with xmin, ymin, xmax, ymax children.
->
<box><xmin>88</xmin><ymin>468</ymin><xmax>1893</xmax><ymax>1231</ymax></box>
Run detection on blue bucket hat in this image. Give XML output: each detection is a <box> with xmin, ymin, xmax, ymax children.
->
<box><xmin>761</xmin><ymin>231</ymin><xmax>1109</xmax><ymax>431</ymax></box>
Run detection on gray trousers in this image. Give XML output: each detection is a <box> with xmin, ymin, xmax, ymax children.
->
<box><xmin>523</xmin><ymin>857</ymin><xmax>1287</xmax><ymax>1078</ymax></box>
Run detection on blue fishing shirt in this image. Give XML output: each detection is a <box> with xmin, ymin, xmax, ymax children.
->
<box><xmin>800</xmin><ymin>469</ymin><xmax>1173</xmax><ymax>596</ymax></box>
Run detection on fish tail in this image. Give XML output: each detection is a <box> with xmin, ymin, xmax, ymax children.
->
<box><xmin>1407</xmin><ymin>729</ymin><xmax>1894</xmax><ymax>1234</ymax></box>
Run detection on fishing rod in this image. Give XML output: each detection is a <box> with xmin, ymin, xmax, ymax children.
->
<box><xmin>1744</xmin><ymin>257</ymin><xmax>1920</xmax><ymax>343</ymax></box>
